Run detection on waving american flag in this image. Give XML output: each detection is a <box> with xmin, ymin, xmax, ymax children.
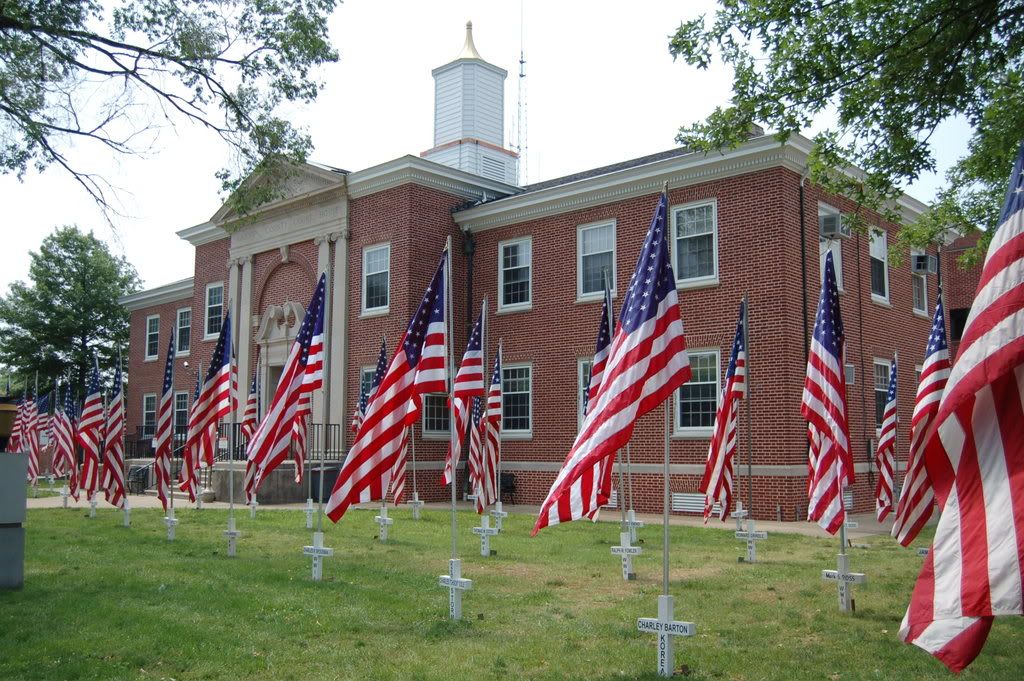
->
<box><xmin>699</xmin><ymin>301</ymin><xmax>747</xmax><ymax>523</ymax></box>
<box><xmin>443</xmin><ymin>303</ymin><xmax>485</xmax><ymax>486</ymax></box>
<box><xmin>77</xmin><ymin>356</ymin><xmax>104</xmax><ymax>499</ymax></box>
<box><xmin>100</xmin><ymin>357</ymin><xmax>126</xmax><ymax>509</ymax></box>
<box><xmin>52</xmin><ymin>385</ymin><xmax>78</xmax><ymax>499</ymax></box>
<box><xmin>187</xmin><ymin>310</ymin><xmax>233</xmax><ymax>467</ymax></box>
<box><xmin>874</xmin><ymin>353</ymin><xmax>898</xmax><ymax>522</ymax></box>
<box><xmin>802</xmin><ymin>250</ymin><xmax>852</xmax><ymax>534</ymax></box>
<box><xmin>891</xmin><ymin>293</ymin><xmax>949</xmax><ymax>546</ymax></box>
<box><xmin>153</xmin><ymin>334</ymin><xmax>176</xmax><ymax>511</ymax></box>
<box><xmin>534</xmin><ymin>192</ymin><xmax>691</xmax><ymax>535</ymax></box>
<box><xmin>327</xmin><ymin>251</ymin><xmax>448</xmax><ymax>522</ymax></box>
<box><xmin>899</xmin><ymin>143</ymin><xmax>1024</xmax><ymax>672</ymax></box>
<box><xmin>482</xmin><ymin>345</ymin><xmax>503</xmax><ymax>506</ymax></box>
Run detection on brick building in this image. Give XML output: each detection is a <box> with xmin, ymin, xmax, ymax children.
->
<box><xmin>121</xmin><ymin>24</ymin><xmax>973</xmax><ymax>519</ymax></box>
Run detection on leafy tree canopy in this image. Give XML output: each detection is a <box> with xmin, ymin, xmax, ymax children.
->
<box><xmin>0</xmin><ymin>0</ymin><xmax>339</xmax><ymax>216</ymax></box>
<box><xmin>670</xmin><ymin>0</ymin><xmax>1024</xmax><ymax>262</ymax></box>
<box><xmin>0</xmin><ymin>226</ymin><xmax>140</xmax><ymax>398</ymax></box>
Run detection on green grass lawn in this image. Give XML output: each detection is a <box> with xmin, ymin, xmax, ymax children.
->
<box><xmin>2</xmin><ymin>507</ymin><xmax>1020</xmax><ymax>681</ymax></box>
<box><xmin>25</xmin><ymin>483</ymin><xmax>63</xmax><ymax>498</ymax></box>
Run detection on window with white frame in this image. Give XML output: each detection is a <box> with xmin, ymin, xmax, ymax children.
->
<box><xmin>676</xmin><ymin>350</ymin><xmax>720</xmax><ymax>433</ymax></box>
<box><xmin>870</xmin><ymin>230</ymin><xmax>889</xmax><ymax>301</ymax></box>
<box><xmin>174</xmin><ymin>391</ymin><xmax>190</xmax><ymax>434</ymax></box>
<box><xmin>502</xmin><ymin>365</ymin><xmax>532</xmax><ymax>433</ymax></box>
<box><xmin>578</xmin><ymin>221</ymin><xmax>615</xmax><ymax>299</ymax></box>
<box><xmin>362</xmin><ymin>243</ymin><xmax>390</xmax><ymax>313</ymax></box>
<box><xmin>359</xmin><ymin>367</ymin><xmax>375</xmax><ymax>402</ymax></box>
<box><xmin>819</xmin><ymin>204</ymin><xmax>844</xmax><ymax>291</ymax></box>
<box><xmin>176</xmin><ymin>308</ymin><xmax>191</xmax><ymax>355</ymax></box>
<box><xmin>205</xmin><ymin>282</ymin><xmax>224</xmax><ymax>338</ymax></box>
<box><xmin>421</xmin><ymin>394</ymin><xmax>450</xmax><ymax>435</ymax></box>
<box><xmin>145</xmin><ymin>315</ymin><xmax>160</xmax><ymax>360</ymax></box>
<box><xmin>578</xmin><ymin>358</ymin><xmax>593</xmax><ymax>430</ymax></box>
<box><xmin>142</xmin><ymin>394</ymin><xmax>157</xmax><ymax>438</ymax></box>
<box><xmin>874</xmin><ymin>359</ymin><xmax>891</xmax><ymax>429</ymax></box>
<box><xmin>911</xmin><ymin>249</ymin><xmax>928</xmax><ymax>314</ymax></box>
<box><xmin>499</xmin><ymin>238</ymin><xmax>532</xmax><ymax>309</ymax></box>
<box><xmin>673</xmin><ymin>200</ymin><xmax>717</xmax><ymax>285</ymax></box>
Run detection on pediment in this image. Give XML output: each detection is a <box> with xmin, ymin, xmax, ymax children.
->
<box><xmin>210</xmin><ymin>162</ymin><xmax>346</xmax><ymax>225</ymax></box>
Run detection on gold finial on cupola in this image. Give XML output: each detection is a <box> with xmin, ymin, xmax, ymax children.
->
<box><xmin>457</xmin><ymin>20</ymin><xmax>484</xmax><ymax>61</ymax></box>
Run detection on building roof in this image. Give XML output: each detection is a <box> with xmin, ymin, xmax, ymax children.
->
<box><xmin>517</xmin><ymin>146</ymin><xmax>694</xmax><ymax>195</ymax></box>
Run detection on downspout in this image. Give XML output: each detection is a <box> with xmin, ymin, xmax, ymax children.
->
<box><xmin>799</xmin><ymin>170</ymin><xmax>810</xmax><ymax>361</ymax></box>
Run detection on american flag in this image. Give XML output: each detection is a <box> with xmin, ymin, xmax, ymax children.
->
<box><xmin>241</xmin><ymin>357</ymin><xmax>260</xmax><ymax>441</ymax></box>
<box><xmin>153</xmin><ymin>334</ymin><xmax>176</xmax><ymax>511</ymax></box>
<box><xmin>466</xmin><ymin>397</ymin><xmax>486</xmax><ymax>513</ymax></box>
<box><xmin>699</xmin><ymin>301</ymin><xmax>747</xmax><ymax>523</ymax></box>
<box><xmin>533</xmin><ymin>192</ymin><xmax>691</xmax><ymax>535</ymax></box>
<box><xmin>443</xmin><ymin>304</ymin><xmax>485</xmax><ymax>486</ymax></box>
<box><xmin>180</xmin><ymin>366</ymin><xmax>208</xmax><ymax>503</ymax></box>
<box><xmin>482</xmin><ymin>347</ymin><xmax>503</xmax><ymax>507</ymax></box>
<box><xmin>24</xmin><ymin>390</ymin><xmax>42</xmax><ymax>485</ymax></box>
<box><xmin>8</xmin><ymin>396</ymin><xmax>24</xmax><ymax>453</ymax></box>
<box><xmin>52</xmin><ymin>386</ymin><xmax>79</xmax><ymax>499</ymax></box>
<box><xmin>388</xmin><ymin>428</ymin><xmax>411</xmax><ymax>504</ymax></box>
<box><xmin>891</xmin><ymin>293</ymin><xmax>949</xmax><ymax>546</ymax></box>
<box><xmin>245</xmin><ymin>275</ymin><xmax>325</xmax><ymax>501</ymax></box>
<box><xmin>801</xmin><ymin>250</ymin><xmax>852</xmax><ymax>534</ymax></box>
<box><xmin>77</xmin><ymin>356</ymin><xmax>104</xmax><ymax>498</ymax></box>
<box><xmin>540</xmin><ymin>286</ymin><xmax>616</xmax><ymax>529</ymax></box>
<box><xmin>898</xmin><ymin>144</ymin><xmax>1024</xmax><ymax>672</ymax></box>
<box><xmin>352</xmin><ymin>339</ymin><xmax>389</xmax><ymax>434</ymax></box>
<box><xmin>874</xmin><ymin>353</ymin><xmax>898</xmax><ymax>522</ymax></box>
<box><xmin>326</xmin><ymin>251</ymin><xmax>448</xmax><ymax>521</ymax></box>
<box><xmin>37</xmin><ymin>390</ymin><xmax>53</xmax><ymax>452</ymax></box>
<box><xmin>101</xmin><ymin>358</ymin><xmax>126</xmax><ymax>509</ymax></box>
<box><xmin>186</xmin><ymin>310</ymin><xmax>233</xmax><ymax>468</ymax></box>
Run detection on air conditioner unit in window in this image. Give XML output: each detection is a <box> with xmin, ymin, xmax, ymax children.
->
<box><xmin>820</xmin><ymin>213</ymin><xmax>851</xmax><ymax>240</ymax></box>
<box><xmin>844</xmin><ymin>363</ymin><xmax>855</xmax><ymax>385</ymax></box>
<box><xmin>912</xmin><ymin>254</ymin><xmax>939</xmax><ymax>274</ymax></box>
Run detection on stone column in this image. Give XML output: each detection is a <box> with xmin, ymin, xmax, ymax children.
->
<box><xmin>236</xmin><ymin>255</ymin><xmax>254</xmax><ymax>421</ymax></box>
<box><xmin>313</xmin><ymin>235</ymin><xmax>332</xmax><ymax>426</ymax></box>
<box><xmin>331</xmin><ymin>227</ymin><xmax>350</xmax><ymax>455</ymax></box>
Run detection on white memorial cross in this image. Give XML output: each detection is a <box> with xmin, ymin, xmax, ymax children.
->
<box><xmin>821</xmin><ymin>526</ymin><xmax>866</xmax><ymax>612</ymax></box>
<box><xmin>249</xmin><ymin>497</ymin><xmax>258</xmax><ymax>519</ymax></box>
<box><xmin>60</xmin><ymin>485</ymin><xmax>69</xmax><ymax>509</ymax></box>
<box><xmin>224</xmin><ymin>516</ymin><xmax>240</xmax><ymax>557</ymax></box>
<box><xmin>375</xmin><ymin>504</ymin><xmax>394</xmax><ymax>542</ymax></box>
<box><xmin>472</xmin><ymin>514</ymin><xmax>498</xmax><ymax>556</ymax></box>
<box><xmin>407</xmin><ymin>492</ymin><xmax>424</xmax><ymax>520</ymax></box>
<box><xmin>439</xmin><ymin>558</ymin><xmax>472</xmax><ymax>619</ymax></box>
<box><xmin>303</xmin><ymin>530</ymin><xmax>334</xmax><ymax>581</ymax></box>
<box><xmin>735</xmin><ymin>517</ymin><xmax>768</xmax><ymax>563</ymax></box>
<box><xmin>490</xmin><ymin>500</ymin><xmax>508</xmax><ymax>531</ymax></box>
<box><xmin>123</xmin><ymin>497</ymin><xmax>131</xmax><ymax>527</ymax></box>
<box><xmin>638</xmin><ymin>594</ymin><xmax>696</xmax><ymax>677</ymax></box>
<box><xmin>611</xmin><ymin>530</ymin><xmax>641</xmax><ymax>581</ymax></box>
<box><xmin>89</xmin><ymin>493</ymin><xmax>97</xmax><ymax>518</ymax></box>
<box><xmin>625</xmin><ymin>508</ymin><xmax>644</xmax><ymax>544</ymax></box>
<box><xmin>165</xmin><ymin>506</ymin><xmax>178</xmax><ymax>541</ymax></box>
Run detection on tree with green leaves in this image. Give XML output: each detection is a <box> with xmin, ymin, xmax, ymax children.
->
<box><xmin>0</xmin><ymin>0</ymin><xmax>338</xmax><ymax>215</ymax></box>
<box><xmin>0</xmin><ymin>226</ymin><xmax>140</xmax><ymax>397</ymax></box>
<box><xmin>670</xmin><ymin>0</ymin><xmax>1023</xmax><ymax>260</ymax></box>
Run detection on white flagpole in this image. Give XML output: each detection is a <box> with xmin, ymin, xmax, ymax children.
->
<box><xmin>224</xmin><ymin>303</ymin><xmax>239</xmax><ymax>556</ymax></box>
<box><xmin>314</xmin><ymin>243</ymin><xmax>335</xmax><ymax>567</ymax></box>
<box><xmin>446</xmin><ymin>238</ymin><xmax>457</xmax><ymax>560</ymax></box>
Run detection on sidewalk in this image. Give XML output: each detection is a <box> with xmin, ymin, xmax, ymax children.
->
<box><xmin>25</xmin><ymin>491</ymin><xmax>901</xmax><ymax>540</ymax></box>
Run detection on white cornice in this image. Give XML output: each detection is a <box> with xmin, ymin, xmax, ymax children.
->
<box><xmin>347</xmin><ymin>155</ymin><xmax>518</xmax><ymax>202</ymax></box>
<box><xmin>453</xmin><ymin>133</ymin><xmax>928</xmax><ymax>231</ymax></box>
<box><xmin>119</xmin><ymin>277</ymin><xmax>194</xmax><ymax>311</ymax></box>
<box><xmin>177</xmin><ymin>221</ymin><xmax>227</xmax><ymax>246</ymax></box>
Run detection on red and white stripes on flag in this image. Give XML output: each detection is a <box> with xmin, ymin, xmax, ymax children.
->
<box><xmin>186</xmin><ymin>311</ymin><xmax>234</xmax><ymax>469</ymax></box>
<box><xmin>443</xmin><ymin>304</ymin><xmax>486</xmax><ymax>485</ymax></box>
<box><xmin>241</xmin><ymin>357</ymin><xmax>259</xmax><ymax>441</ymax></box>
<box><xmin>23</xmin><ymin>395</ymin><xmax>39</xmax><ymax>484</ymax></box>
<box><xmin>699</xmin><ymin>301</ymin><xmax>747</xmax><ymax>523</ymax></box>
<box><xmin>8</xmin><ymin>398</ymin><xmax>24</xmax><ymax>453</ymax></box>
<box><xmin>52</xmin><ymin>387</ymin><xmax>78</xmax><ymax>499</ymax></box>
<box><xmin>77</xmin><ymin>357</ymin><xmax>105</xmax><ymax>499</ymax></box>
<box><xmin>899</xmin><ymin>144</ymin><xmax>1024</xmax><ymax>672</ymax></box>
<box><xmin>245</xmin><ymin>275</ymin><xmax>325</xmax><ymax>502</ymax></box>
<box><xmin>100</xmin><ymin>360</ymin><xmax>126</xmax><ymax>509</ymax></box>
<box><xmin>153</xmin><ymin>335</ymin><xmax>177</xmax><ymax>511</ymax></box>
<box><xmin>538</xmin><ymin>286</ymin><xmax>615</xmax><ymax>529</ymax></box>
<box><xmin>481</xmin><ymin>346</ymin><xmax>503</xmax><ymax>508</ymax></box>
<box><xmin>892</xmin><ymin>294</ymin><xmax>950</xmax><ymax>546</ymax></box>
<box><xmin>466</xmin><ymin>397</ymin><xmax>487</xmax><ymax>513</ymax></box>
<box><xmin>801</xmin><ymin>249</ymin><xmax>852</xmax><ymax>535</ymax></box>
<box><xmin>388</xmin><ymin>429</ymin><xmax>411</xmax><ymax>504</ymax></box>
<box><xmin>874</xmin><ymin>353</ymin><xmax>898</xmax><ymax>522</ymax></box>
<box><xmin>534</xmin><ymin>192</ymin><xmax>691</xmax><ymax>535</ymax></box>
<box><xmin>326</xmin><ymin>251</ymin><xmax>448</xmax><ymax>522</ymax></box>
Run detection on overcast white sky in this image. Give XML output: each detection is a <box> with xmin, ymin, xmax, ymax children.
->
<box><xmin>0</xmin><ymin>0</ymin><xmax>971</xmax><ymax>294</ymax></box>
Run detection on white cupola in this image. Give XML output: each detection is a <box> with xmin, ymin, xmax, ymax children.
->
<box><xmin>421</xmin><ymin>21</ymin><xmax>519</xmax><ymax>185</ymax></box>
